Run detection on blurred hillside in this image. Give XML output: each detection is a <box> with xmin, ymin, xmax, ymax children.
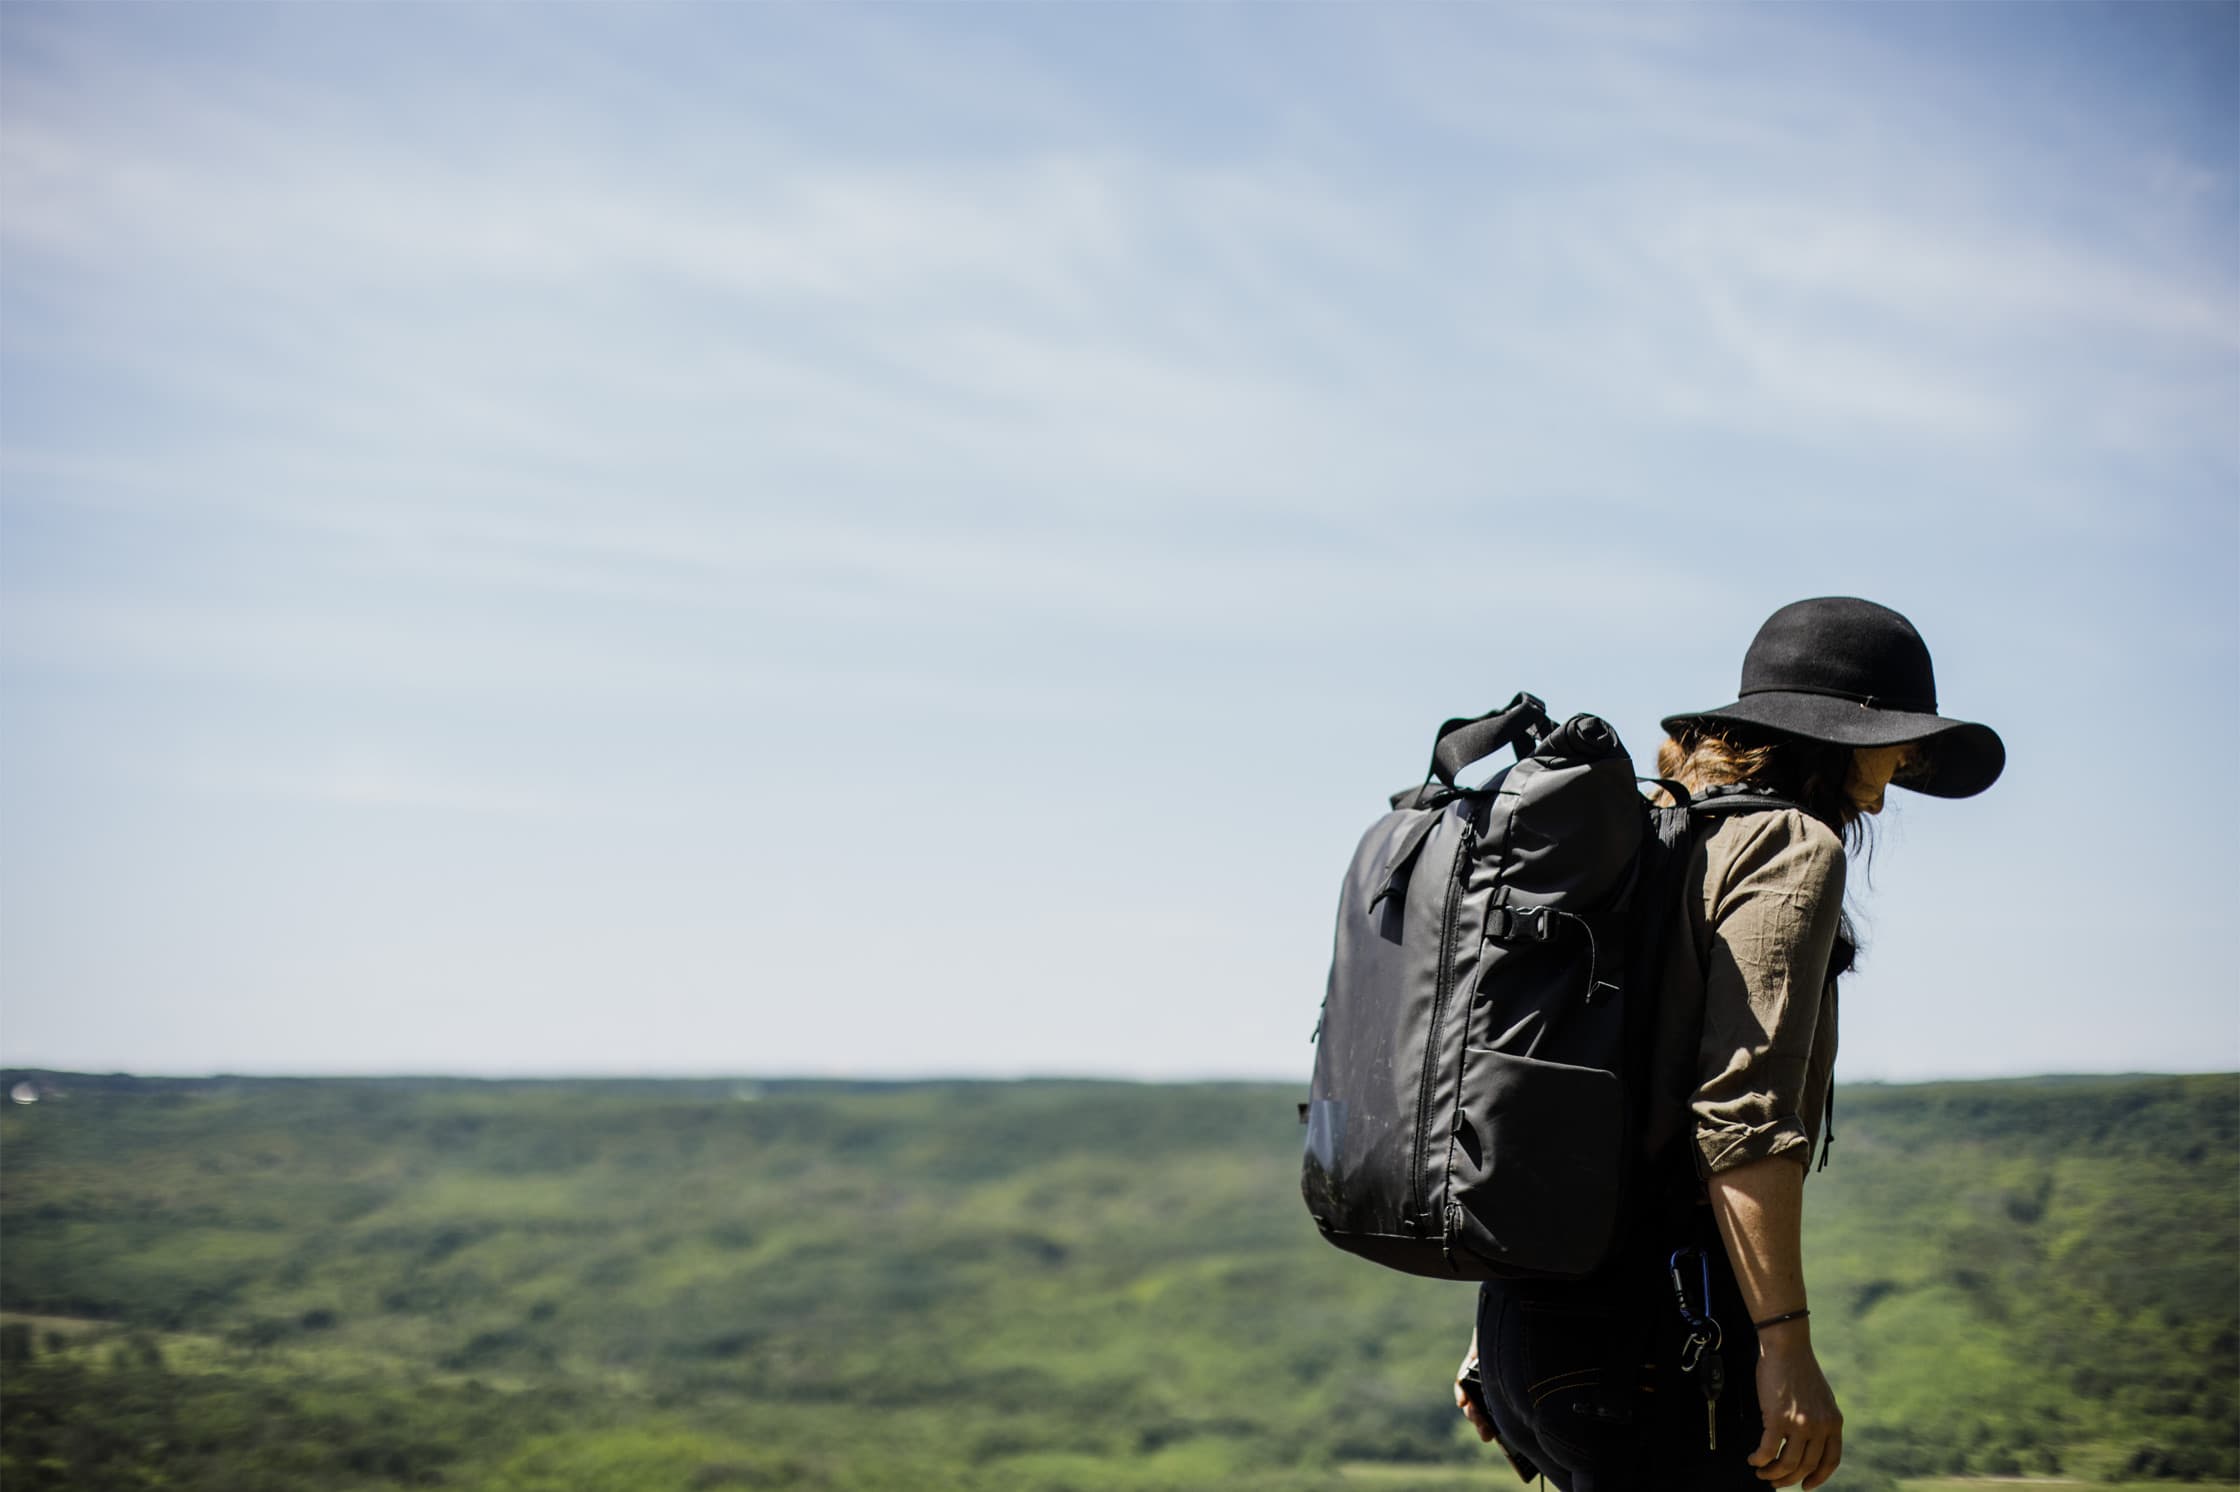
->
<box><xmin>0</xmin><ymin>1072</ymin><xmax>2232</xmax><ymax>1490</ymax></box>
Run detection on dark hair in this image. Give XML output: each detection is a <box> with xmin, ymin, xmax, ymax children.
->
<box><xmin>1655</xmin><ymin>723</ymin><xmax>1868</xmax><ymax>978</ymax></box>
<box><xmin>1655</xmin><ymin>725</ymin><xmax>1874</xmax><ymax>843</ymax></box>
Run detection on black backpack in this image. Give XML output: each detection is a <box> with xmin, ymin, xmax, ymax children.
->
<box><xmin>1300</xmin><ymin>692</ymin><xmax>1783</xmax><ymax>1281</ymax></box>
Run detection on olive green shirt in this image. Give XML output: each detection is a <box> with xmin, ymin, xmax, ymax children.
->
<box><xmin>1645</xmin><ymin>808</ymin><xmax>1847</xmax><ymax>1178</ymax></box>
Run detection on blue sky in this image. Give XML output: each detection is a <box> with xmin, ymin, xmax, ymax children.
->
<box><xmin>1</xmin><ymin>2</ymin><xmax>2233</xmax><ymax>1081</ymax></box>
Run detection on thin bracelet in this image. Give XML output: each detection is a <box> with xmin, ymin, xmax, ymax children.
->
<box><xmin>1753</xmin><ymin>1308</ymin><xmax>1810</xmax><ymax>1330</ymax></box>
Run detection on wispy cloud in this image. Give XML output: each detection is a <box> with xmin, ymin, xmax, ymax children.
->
<box><xmin>9</xmin><ymin>7</ymin><xmax>2227</xmax><ymax>503</ymax></box>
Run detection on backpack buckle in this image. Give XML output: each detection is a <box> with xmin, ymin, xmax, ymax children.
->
<box><xmin>1484</xmin><ymin>905</ymin><xmax>1552</xmax><ymax>943</ymax></box>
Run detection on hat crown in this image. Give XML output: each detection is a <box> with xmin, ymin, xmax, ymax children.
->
<box><xmin>1738</xmin><ymin>597</ymin><xmax>1937</xmax><ymax>713</ymax></box>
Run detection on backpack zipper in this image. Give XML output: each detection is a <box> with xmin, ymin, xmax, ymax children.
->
<box><xmin>1408</xmin><ymin>815</ymin><xmax>1476</xmax><ymax>1234</ymax></box>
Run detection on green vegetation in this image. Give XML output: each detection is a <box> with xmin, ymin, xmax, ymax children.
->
<box><xmin>0</xmin><ymin>1072</ymin><xmax>2232</xmax><ymax>1489</ymax></box>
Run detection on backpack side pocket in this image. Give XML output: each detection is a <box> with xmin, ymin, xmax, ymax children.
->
<box><xmin>1447</xmin><ymin>1048</ymin><xmax>1626</xmax><ymax>1277</ymax></box>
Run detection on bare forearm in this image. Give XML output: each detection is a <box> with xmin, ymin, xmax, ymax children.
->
<box><xmin>1704</xmin><ymin>1154</ymin><xmax>1811</xmax><ymax>1326</ymax></box>
<box><xmin>1706</xmin><ymin>1153</ymin><xmax>1842</xmax><ymax>1488</ymax></box>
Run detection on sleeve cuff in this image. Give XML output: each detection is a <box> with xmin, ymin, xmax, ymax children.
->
<box><xmin>1695</xmin><ymin>1114</ymin><xmax>1814</xmax><ymax>1176</ymax></box>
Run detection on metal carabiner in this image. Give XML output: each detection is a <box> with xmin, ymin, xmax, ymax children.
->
<box><xmin>1668</xmin><ymin>1248</ymin><xmax>1714</xmax><ymax>1331</ymax></box>
<box><xmin>1668</xmin><ymin>1247</ymin><xmax>1725</xmax><ymax>1348</ymax></box>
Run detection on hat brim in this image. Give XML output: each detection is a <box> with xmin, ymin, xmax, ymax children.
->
<box><xmin>1660</xmin><ymin>692</ymin><xmax>2005</xmax><ymax>799</ymax></box>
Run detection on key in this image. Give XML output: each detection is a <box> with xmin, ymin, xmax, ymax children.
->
<box><xmin>1698</xmin><ymin>1350</ymin><xmax>1725</xmax><ymax>1451</ymax></box>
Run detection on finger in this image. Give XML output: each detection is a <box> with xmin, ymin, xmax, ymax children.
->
<box><xmin>1800</xmin><ymin>1430</ymin><xmax>1843</xmax><ymax>1490</ymax></box>
<box><xmin>1747</xmin><ymin>1426</ymin><xmax>1784</xmax><ymax>1468</ymax></box>
<box><xmin>1753</xmin><ymin>1434</ymin><xmax>1801</xmax><ymax>1484</ymax></box>
<box><xmin>1767</xmin><ymin>1433</ymin><xmax>1821</xmax><ymax>1488</ymax></box>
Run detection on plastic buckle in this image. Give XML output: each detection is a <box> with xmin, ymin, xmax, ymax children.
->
<box><xmin>1486</xmin><ymin>904</ymin><xmax>1552</xmax><ymax>943</ymax></box>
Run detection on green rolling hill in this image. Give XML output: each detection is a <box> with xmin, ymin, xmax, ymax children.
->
<box><xmin>0</xmin><ymin>1072</ymin><xmax>2231</xmax><ymax>1490</ymax></box>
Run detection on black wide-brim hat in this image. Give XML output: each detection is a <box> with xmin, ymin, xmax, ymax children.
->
<box><xmin>1661</xmin><ymin>597</ymin><xmax>2005</xmax><ymax>799</ymax></box>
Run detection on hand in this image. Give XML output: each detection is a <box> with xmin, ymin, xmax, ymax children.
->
<box><xmin>1747</xmin><ymin>1325</ymin><xmax>1842</xmax><ymax>1488</ymax></box>
<box><xmin>1454</xmin><ymin>1330</ymin><xmax>1494</xmax><ymax>1444</ymax></box>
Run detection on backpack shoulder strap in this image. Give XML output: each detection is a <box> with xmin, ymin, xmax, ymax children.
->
<box><xmin>1684</xmin><ymin>783</ymin><xmax>1807</xmax><ymax>821</ymax></box>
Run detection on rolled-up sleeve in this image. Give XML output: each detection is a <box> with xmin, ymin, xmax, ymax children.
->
<box><xmin>1691</xmin><ymin>812</ymin><xmax>1846</xmax><ymax>1176</ymax></box>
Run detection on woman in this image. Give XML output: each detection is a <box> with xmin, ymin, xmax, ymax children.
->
<box><xmin>1453</xmin><ymin>596</ymin><xmax>2005</xmax><ymax>1491</ymax></box>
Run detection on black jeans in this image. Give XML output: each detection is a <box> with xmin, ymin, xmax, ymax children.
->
<box><xmin>1474</xmin><ymin>1213</ymin><xmax>1766</xmax><ymax>1492</ymax></box>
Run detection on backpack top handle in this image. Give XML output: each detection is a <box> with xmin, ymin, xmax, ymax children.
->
<box><xmin>1426</xmin><ymin>692</ymin><xmax>1552</xmax><ymax>789</ymax></box>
